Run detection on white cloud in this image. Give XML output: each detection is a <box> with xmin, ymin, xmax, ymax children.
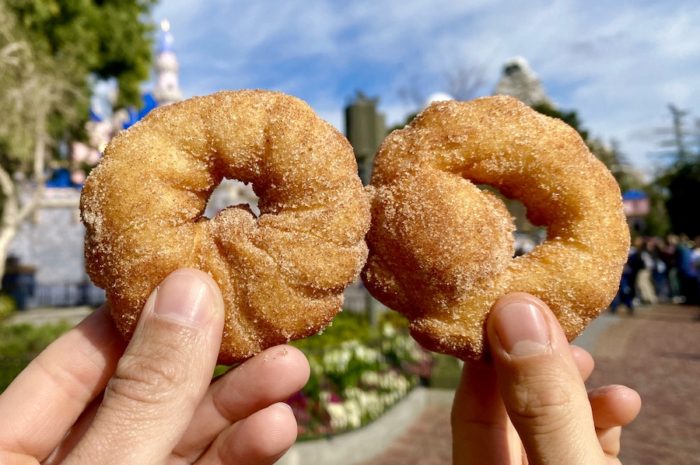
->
<box><xmin>151</xmin><ymin>0</ymin><xmax>700</xmax><ymax>173</ymax></box>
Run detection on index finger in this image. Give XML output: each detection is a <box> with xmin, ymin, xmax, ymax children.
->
<box><xmin>451</xmin><ymin>361</ymin><xmax>523</xmax><ymax>465</ymax></box>
<box><xmin>0</xmin><ymin>306</ymin><xmax>125</xmax><ymax>461</ymax></box>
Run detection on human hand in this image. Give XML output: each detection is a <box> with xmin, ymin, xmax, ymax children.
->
<box><xmin>452</xmin><ymin>293</ymin><xmax>641</xmax><ymax>465</ymax></box>
<box><xmin>0</xmin><ymin>268</ymin><xmax>309</xmax><ymax>465</ymax></box>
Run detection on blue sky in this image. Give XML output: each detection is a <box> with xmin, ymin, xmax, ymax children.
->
<box><xmin>151</xmin><ymin>0</ymin><xmax>700</xmax><ymax>176</ymax></box>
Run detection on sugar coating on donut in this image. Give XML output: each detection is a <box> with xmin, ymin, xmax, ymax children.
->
<box><xmin>81</xmin><ymin>90</ymin><xmax>371</xmax><ymax>363</ymax></box>
<box><xmin>362</xmin><ymin>96</ymin><xmax>629</xmax><ymax>360</ymax></box>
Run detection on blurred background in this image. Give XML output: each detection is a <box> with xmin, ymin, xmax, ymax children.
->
<box><xmin>1</xmin><ymin>1</ymin><xmax>699</xmax><ymax>464</ymax></box>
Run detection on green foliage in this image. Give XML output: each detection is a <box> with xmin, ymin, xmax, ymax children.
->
<box><xmin>429</xmin><ymin>353</ymin><xmax>462</xmax><ymax>389</ymax></box>
<box><xmin>637</xmin><ymin>101</ymin><xmax>700</xmax><ymax>237</ymax></box>
<box><xmin>660</xmin><ymin>159</ymin><xmax>700</xmax><ymax>237</ymax></box>
<box><xmin>532</xmin><ymin>102</ymin><xmax>590</xmax><ymax>142</ymax></box>
<box><xmin>6</xmin><ymin>0</ymin><xmax>155</xmax><ymax>106</ymax></box>
<box><xmin>293</xmin><ymin>311</ymin><xmax>378</xmax><ymax>352</ymax></box>
<box><xmin>0</xmin><ymin>0</ymin><xmax>155</xmax><ymax>169</ymax></box>
<box><xmin>531</xmin><ymin>103</ymin><xmax>673</xmax><ymax>234</ymax></box>
<box><xmin>640</xmin><ymin>184</ymin><xmax>671</xmax><ymax>237</ymax></box>
<box><xmin>0</xmin><ymin>321</ymin><xmax>72</xmax><ymax>392</ymax></box>
<box><xmin>0</xmin><ymin>295</ymin><xmax>16</xmax><ymax>321</ymax></box>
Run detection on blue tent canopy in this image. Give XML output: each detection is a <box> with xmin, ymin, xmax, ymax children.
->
<box><xmin>622</xmin><ymin>190</ymin><xmax>647</xmax><ymax>201</ymax></box>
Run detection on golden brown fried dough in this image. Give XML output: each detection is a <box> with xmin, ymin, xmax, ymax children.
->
<box><xmin>362</xmin><ymin>96</ymin><xmax>629</xmax><ymax>360</ymax></box>
<box><xmin>81</xmin><ymin>90</ymin><xmax>371</xmax><ymax>363</ymax></box>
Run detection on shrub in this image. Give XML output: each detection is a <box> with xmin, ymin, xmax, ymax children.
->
<box><xmin>0</xmin><ymin>294</ymin><xmax>16</xmax><ymax>321</ymax></box>
<box><xmin>288</xmin><ymin>311</ymin><xmax>433</xmax><ymax>438</ymax></box>
<box><xmin>0</xmin><ymin>322</ymin><xmax>72</xmax><ymax>392</ymax></box>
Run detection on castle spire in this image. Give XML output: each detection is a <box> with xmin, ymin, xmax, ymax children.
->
<box><xmin>154</xmin><ymin>19</ymin><xmax>182</xmax><ymax>105</ymax></box>
<box><xmin>493</xmin><ymin>56</ymin><xmax>553</xmax><ymax>108</ymax></box>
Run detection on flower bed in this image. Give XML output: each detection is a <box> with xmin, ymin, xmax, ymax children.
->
<box><xmin>0</xmin><ymin>308</ymin><xmax>451</xmax><ymax>436</ymax></box>
<box><xmin>288</xmin><ymin>311</ymin><xmax>433</xmax><ymax>439</ymax></box>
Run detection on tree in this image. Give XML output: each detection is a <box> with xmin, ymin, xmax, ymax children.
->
<box><xmin>397</xmin><ymin>64</ymin><xmax>487</xmax><ymax>114</ymax></box>
<box><xmin>0</xmin><ymin>0</ymin><xmax>155</xmax><ymax>282</ymax></box>
<box><xmin>652</xmin><ymin>104</ymin><xmax>700</xmax><ymax>237</ymax></box>
<box><xmin>444</xmin><ymin>64</ymin><xmax>486</xmax><ymax>102</ymax></box>
<box><xmin>6</xmin><ymin>0</ymin><xmax>155</xmax><ymax>108</ymax></box>
<box><xmin>532</xmin><ymin>102</ymin><xmax>676</xmax><ymax>236</ymax></box>
<box><xmin>654</xmin><ymin>104</ymin><xmax>697</xmax><ymax>163</ymax></box>
<box><xmin>532</xmin><ymin>102</ymin><xmax>590</xmax><ymax>142</ymax></box>
<box><xmin>531</xmin><ymin>102</ymin><xmax>645</xmax><ymax>191</ymax></box>
<box><xmin>642</xmin><ymin>183</ymin><xmax>672</xmax><ymax>237</ymax></box>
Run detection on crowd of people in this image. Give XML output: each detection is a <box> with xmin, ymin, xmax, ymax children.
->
<box><xmin>611</xmin><ymin>234</ymin><xmax>700</xmax><ymax>314</ymax></box>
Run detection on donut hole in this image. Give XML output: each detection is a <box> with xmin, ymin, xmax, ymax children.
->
<box><xmin>476</xmin><ymin>184</ymin><xmax>546</xmax><ymax>256</ymax></box>
<box><xmin>204</xmin><ymin>178</ymin><xmax>260</xmax><ymax>219</ymax></box>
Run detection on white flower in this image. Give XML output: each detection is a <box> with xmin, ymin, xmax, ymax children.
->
<box><xmin>326</xmin><ymin>403</ymin><xmax>348</xmax><ymax>430</ymax></box>
<box><xmin>382</xmin><ymin>322</ymin><xmax>396</xmax><ymax>338</ymax></box>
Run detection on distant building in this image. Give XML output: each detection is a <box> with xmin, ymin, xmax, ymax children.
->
<box><xmin>493</xmin><ymin>56</ymin><xmax>554</xmax><ymax>108</ymax></box>
<box><xmin>205</xmin><ymin>180</ymin><xmax>259</xmax><ymax>218</ymax></box>
<box><xmin>345</xmin><ymin>92</ymin><xmax>387</xmax><ymax>185</ymax></box>
<box><xmin>7</xmin><ymin>187</ymin><xmax>101</xmax><ymax>308</ymax></box>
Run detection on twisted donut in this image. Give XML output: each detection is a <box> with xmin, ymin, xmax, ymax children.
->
<box><xmin>362</xmin><ymin>96</ymin><xmax>629</xmax><ymax>360</ymax></box>
<box><xmin>81</xmin><ymin>90</ymin><xmax>370</xmax><ymax>363</ymax></box>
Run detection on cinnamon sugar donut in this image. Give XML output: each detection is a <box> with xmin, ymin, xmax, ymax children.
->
<box><xmin>362</xmin><ymin>96</ymin><xmax>629</xmax><ymax>360</ymax></box>
<box><xmin>81</xmin><ymin>90</ymin><xmax>370</xmax><ymax>363</ymax></box>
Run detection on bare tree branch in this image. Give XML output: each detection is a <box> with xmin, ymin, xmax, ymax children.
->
<box><xmin>17</xmin><ymin>115</ymin><xmax>47</xmax><ymax>224</ymax></box>
<box><xmin>445</xmin><ymin>65</ymin><xmax>487</xmax><ymax>101</ymax></box>
<box><xmin>0</xmin><ymin>164</ymin><xmax>18</xmax><ymax>226</ymax></box>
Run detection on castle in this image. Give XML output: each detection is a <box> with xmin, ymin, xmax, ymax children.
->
<box><xmin>7</xmin><ymin>21</ymin><xmax>186</xmax><ymax>308</ymax></box>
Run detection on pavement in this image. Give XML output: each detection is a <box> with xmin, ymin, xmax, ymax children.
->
<box><xmin>5</xmin><ymin>306</ymin><xmax>93</xmax><ymax>327</ymax></box>
<box><xmin>358</xmin><ymin>303</ymin><xmax>700</xmax><ymax>465</ymax></box>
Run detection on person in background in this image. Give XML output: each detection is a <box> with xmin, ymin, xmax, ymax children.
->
<box><xmin>676</xmin><ymin>235</ymin><xmax>699</xmax><ymax>305</ymax></box>
<box><xmin>635</xmin><ymin>238</ymin><xmax>658</xmax><ymax>305</ymax></box>
<box><xmin>610</xmin><ymin>260</ymin><xmax>636</xmax><ymax>315</ymax></box>
<box><xmin>663</xmin><ymin>235</ymin><xmax>683</xmax><ymax>303</ymax></box>
<box><xmin>648</xmin><ymin>237</ymin><xmax>670</xmax><ymax>303</ymax></box>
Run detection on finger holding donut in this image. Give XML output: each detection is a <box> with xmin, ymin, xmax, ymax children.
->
<box><xmin>362</xmin><ymin>96</ymin><xmax>630</xmax><ymax>359</ymax></box>
<box><xmin>0</xmin><ymin>269</ymin><xmax>308</xmax><ymax>465</ymax></box>
<box><xmin>81</xmin><ymin>90</ymin><xmax>371</xmax><ymax>363</ymax></box>
<box><xmin>452</xmin><ymin>293</ymin><xmax>641</xmax><ymax>465</ymax></box>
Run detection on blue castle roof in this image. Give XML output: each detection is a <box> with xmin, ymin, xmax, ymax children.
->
<box><xmin>123</xmin><ymin>92</ymin><xmax>159</xmax><ymax>129</ymax></box>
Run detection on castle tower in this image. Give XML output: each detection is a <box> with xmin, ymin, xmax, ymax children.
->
<box><xmin>344</xmin><ymin>92</ymin><xmax>387</xmax><ymax>185</ymax></box>
<box><xmin>154</xmin><ymin>19</ymin><xmax>182</xmax><ymax>105</ymax></box>
<box><xmin>493</xmin><ymin>56</ymin><xmax>553</xmax><ymax>108</ymax></box>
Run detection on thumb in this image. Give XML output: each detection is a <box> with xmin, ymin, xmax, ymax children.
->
<box><xmin>487</xmin><ymin>293</ymin><xmax>605</xmax><ymax>465</ymax></box>
<box><xmin>65</xmin><ymin>269</ymin><xmax>224</xmax><ymax>465</ymax></box>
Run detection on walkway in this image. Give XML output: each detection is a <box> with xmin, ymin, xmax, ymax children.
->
<box><xmin>359</xmin><ymin>303</ymin><xmax>700</xmax><ymax>465</ymax></box>
<box><xmin>6</xmin><ymin>306</ymin><xmax>93</xmax><ymax>326</ymax></box>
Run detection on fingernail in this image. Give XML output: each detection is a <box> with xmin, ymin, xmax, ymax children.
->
<box><xmin>493</xmin><ymin>300</ymin><xmax>550</xmax><ymax>356</ymax></box>
<box><xmin>275</xmin><ymin>402</ymin><xmax>294</xmax><ymax>413</ymax></box>
<box><xmin>588</xmin><ymin>384</ymin><xmax>625</xmax><ymax>399</ymax></box>
<box><xmin>153</xmin><ymin>270</ymin><xmax>218</xmax><ymax>327</ymax></box>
